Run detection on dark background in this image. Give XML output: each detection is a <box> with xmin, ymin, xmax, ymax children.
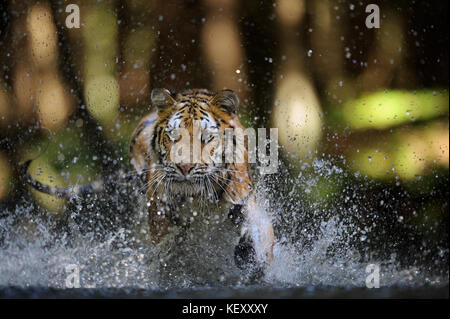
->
<box><xmin>0</xmin><ymin>0</ymin><xmax>448</xmax><ymax>278</ymax></box>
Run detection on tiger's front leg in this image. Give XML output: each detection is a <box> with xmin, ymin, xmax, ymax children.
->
<box><xmin>147</xmin><ymin>200</ymin><xmax>172</xmax><ymax>245</ymax></box>
<box><xmin>234</xmin><ymin>196</ymin><xmax>274</xmax><ymax>280</ymax></box>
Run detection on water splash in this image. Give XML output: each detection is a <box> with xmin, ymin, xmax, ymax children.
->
<box><xmin>0</xmin><ymin>158</ymin><xmax>447</xmax><ymax>290</ymax></box>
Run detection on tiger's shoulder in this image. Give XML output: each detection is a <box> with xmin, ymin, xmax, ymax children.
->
<box><xmin>129</xmin><ymin>112</ymin><xmax>158</xmax><ymax>176</ymax></box>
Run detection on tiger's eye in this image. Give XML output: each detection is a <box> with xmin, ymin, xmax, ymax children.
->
<box><xmin>167</xmin><ymin>129</ymin><xmax>180</xmax><ymax>141</ymax></box>
<box><xmin>201</xmin><ymin>131</ymin><xmax>216</xmax><ymax>143</ymax></box>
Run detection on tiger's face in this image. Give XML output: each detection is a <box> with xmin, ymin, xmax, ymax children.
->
<box><xmin>148</xmin><ymin>88</ymin><xmax>247</xmax><ymax>200</ymax></box>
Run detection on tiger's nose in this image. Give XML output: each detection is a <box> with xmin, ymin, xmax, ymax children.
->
<box><xmin>177</xmin><ymin>164</ymin><xmax>194</xmax><ymax>175</ymax></box>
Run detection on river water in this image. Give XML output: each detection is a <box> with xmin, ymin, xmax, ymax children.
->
<box><xmin>0</xmin><ymin>159</ymin><xmax>448</xmax><ymax>298</ymax></box>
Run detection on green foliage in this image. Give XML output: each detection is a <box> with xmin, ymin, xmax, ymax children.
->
<box><xmin>340</xmin><ymin>90</ymin><xmax>449</xmax><ymax>130</ymax></box>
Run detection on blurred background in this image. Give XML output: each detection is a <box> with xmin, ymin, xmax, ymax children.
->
<box><xmin>0</xmin><ymin>0</ymin><xmax>448</xmax><ymax>273</ymax></box>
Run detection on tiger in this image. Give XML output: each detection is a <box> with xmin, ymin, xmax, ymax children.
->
<box><xmin>23</xmin><ymin>88</ymin><xmax>275</xmax><ymax>281</ymax></box>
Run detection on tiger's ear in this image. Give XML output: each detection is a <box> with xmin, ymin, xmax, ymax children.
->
<box><xmin>212</xmin><ymin>89</ymin><xmax>239</xmax><ymax>114</ymax></box>
<box><xmin>151</xmin><ymin>88</ymin><xmax>176</xmax><ymax>110</ymax></box>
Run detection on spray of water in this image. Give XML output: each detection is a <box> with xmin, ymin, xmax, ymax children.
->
<box><xmin>0</xmin><ymin>158</ymin><xmax>447</xmax><ymax>290</ymax></box>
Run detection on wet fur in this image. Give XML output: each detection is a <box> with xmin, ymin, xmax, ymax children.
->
<box><xmin>23</xmin><ymin>88</ymin><xmax>275</xmax><ymax>280</ymax></box>
<box><xmin>130</xmin><ymin>89</ymin><xmax>274</xmax><ymax>276</ymax></box>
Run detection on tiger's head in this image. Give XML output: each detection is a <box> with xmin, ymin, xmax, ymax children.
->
<box><xmin>143</xmin><ymin>88</ymin><xmax>251</xmax><ymax>202</ymax></box>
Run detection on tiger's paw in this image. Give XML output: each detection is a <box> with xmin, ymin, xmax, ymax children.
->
<box><xmin>234</xmin><ymin>234</ymin><xmax>265</xmax><ymax>283</ymax></box>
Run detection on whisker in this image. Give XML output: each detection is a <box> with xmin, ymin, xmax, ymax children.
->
<box><xmin>138</xmin><ymin>171</ymin><xmax>163</xmax><ymax>192</ymax></box>
<box><xmin>207</xmin><ymin>175</ymin><xmax>219</xmax><ymax>204</ymax></box>
<box><xmin>210</xmin><ymin>172</ymin><xmax>235</xmax><ymax>184</ymax></box>
<box><xmin>119</xmin><ymin>166</ymin><xmax>163</xmax><ymax>178</ymax></box>
<box><xmin>210</xmin><ymin>176</ymin><xmax>232</xmax><ymax>201</ymax></box>
<box><xmin>149</xmin><ymin>174</ymin><xmax>166</xmax><ymax>198</ymax></box>
<box><xmin>212</xmin><ymin>167</ymin><xmax>241</xmax><ymax>173</ymax></box>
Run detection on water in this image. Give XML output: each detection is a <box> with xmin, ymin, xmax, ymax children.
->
<box><xmin>0</xmin><ymin>159</ymin><xmax>448</xmax><ymax>298</ymax></box>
